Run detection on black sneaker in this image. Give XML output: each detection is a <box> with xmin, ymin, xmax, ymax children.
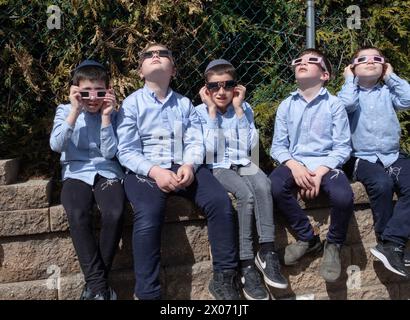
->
<box><xmin>370</xmin><ymin>242</ymin><xmax>409</xmax><ymax>277</ymax></box>
<box><xmin>89</xmin><ymin>287</ymin><xmax>118</xmax><ymax>300</ymax></box>
<box><xmin>404</xmin><ymin>249</ymin><xmax>410</xmax><ymax>267</ymax></box>
<box><xmin>209</xmin><ymin>270</ymin><xmax>241</xmax><ymax>300</ymax></box>
<box><xmin>255</xmin><ymin>251</ymin><xmax>288</xmax><ymax>289</ymax></box>
<box><xmin>240</xmin><ymin>265</ymin><xmax>269</xmax><ymax>300</ymax></box>
<box><xmin>79</xmin><ymin>284</ymin><xmax>92</xmax><ymax>300</ymax></box>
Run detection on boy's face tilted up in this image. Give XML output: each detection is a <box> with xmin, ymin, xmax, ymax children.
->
<box><xmin>293</xmin><ymin>53</ymin><xmax>329</xmax><ymax>84</ymax></box>
<box><xmin>206</xmin><ymin>73</ymin><xmax>236</xmax><ymax>109</ymax></box>
<box><xmin>78</xmin><ymin>79</ymin><xmax>107</xmax><ymax>113</ymax></box>
<box><xmin>139</xmin><ymin>45</ymin><xmax>176</xmax><ymax>81</ymax></box>
<box><xmin>352</xmin><ymin>48</ymin><xmax>385</xmax><ymax>82</ymax></box>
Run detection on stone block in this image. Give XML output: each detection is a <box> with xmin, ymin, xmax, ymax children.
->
<box><xmin>0</xmin><ymin>159</ymin><xmax>19</xmax><ymax>186</ymax></box>
<box><xmin>0</xmin><ymin>208</ymin><xmax>49</xmax><ymax>237</ymax></box>
<box><xmin>0</xmin><ymin>179</ymin><xmax>52</xmax><ymax>211</ymax></box>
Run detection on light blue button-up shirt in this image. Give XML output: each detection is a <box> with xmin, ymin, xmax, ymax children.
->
<box><xmin>337</xmin><ymin>73</ymin><xmax>410</xmax><ymax>167</ymax></box>
<box><xmin>49</xmin><ymin>104</ymin><xmax>124</xmax><ymax>185</ymax></box>
<box><xmin>195</xmin><ymin>102</ymin><xmax>258</xmax><ymax>169</ymax></box>
<box><xmin>271</xmin><ymin>87</ymin><xmax>351</xmax><ymax>171</ymax></box>
<box><xmin>116</xmin><ymin>85</ymin><xmax>204</xmax><ymax>176</ymax></box>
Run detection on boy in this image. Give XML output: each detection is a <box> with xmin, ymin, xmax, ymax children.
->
<box><xmin>116</xmin><ymin>44</ymin><xmax>241</xmax><ymax>300</ymax></box>
<box><xmin>338</xmin><ymin>47</ymin><xmax>410</xmax><ymax>277</ymax></box>
<box><xmin>270</xmin><ymin>49</ymin><xmax>354</xmax><ymax>282</ymax></box>
<box><xmin>50</xmin><ymin>60</ymin><xmax>125</xmax><ymax>299</ymax></box>
<box><xmin>196</xmin><ymin>59</ymin><xmax>287</xmax><ymax>300</ymax></box>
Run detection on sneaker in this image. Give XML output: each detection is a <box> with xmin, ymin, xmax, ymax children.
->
<box><xmin>370</xmin><ymin>242</ymin><xmax>409</xmax><ymax>277</ymax></box>
<box><xmin>319</xmin><ymin>241</ymin><xmax>342</xmax><ymax>282</ymax></box>
<box><xmin>404</xmin><ymin>249</ymin><xmax>410</xmax><ymax>267</ymax></box>
<box><xmin>255</xmin><ymin>251</ymin><xmax>288</xmax><ymax>289</ymax></box>
<box><xmin>79</xmin><ymin>284</ymin><xmax>92</xmax><ymax>300</ymax></box>
<box><xmin>284</xmin><ymin>235</ymin><xmax>322</xmax><ymax>266</ymax></box>
<box><xmin>89</xmin><ymin>287</ymin><xmax>118</xmax><ymax>300</ymax></box>
<box><xmin>209</xmin><ymin>270</ymin><xmax>241</xmax><ymax>300</ymax></box>
<box><xmin>240</xmin><ymin>265</ymin><xmax>269</xmax><ymax>300</ymax></box>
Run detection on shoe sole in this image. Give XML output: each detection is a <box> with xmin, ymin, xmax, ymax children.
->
<box><xmin>255</xmin><ymin>255</ymin><xmax>288</xmax><ymax>289</ymax></box>
<box><xmin>370</xmin><ymin>247</ymin><xmax>407</xmax><ymax>277</ymax></box>
<box><xmin>242</xmin><ymin>287</ymin><xmax>269</xmax><ymax>301</ymax></box>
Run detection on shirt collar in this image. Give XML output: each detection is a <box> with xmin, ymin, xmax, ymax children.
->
<box><xmin>291</xmin><ymin>86</ymin><xmax>328</xmax><ymax>101</ymax></box>
<box><xmin>143</xmin><ymin>84</ymin><xmax>174</xmax><ymax>104</ymax></box>
<box><xmin>359</xmin><ymin>82</ymin><xmax>383</xmax><ymax>92</ymax></box>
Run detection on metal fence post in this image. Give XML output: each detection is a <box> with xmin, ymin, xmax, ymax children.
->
<box><xmin>306</xmin><ymin>0</ymin><xmax>315</xmax><ymax>48</ymax></box>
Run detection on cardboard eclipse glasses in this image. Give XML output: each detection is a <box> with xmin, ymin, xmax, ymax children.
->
<box><xmin>291</xmin><ymin>56</ymin><xmax>328</xmax><ymax>72</ymax></box>
<box><xmin>80</xmin><ymin>90</ymin><xmax>107</xmax><ymax>99</ymax></box>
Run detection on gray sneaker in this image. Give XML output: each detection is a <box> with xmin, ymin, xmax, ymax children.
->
<box><xmin>319</xmin><ymin>241</ymin><xmax>342</xmax><ymax>282</ymax></box>
<box><xmin>284</xmin><ymin>235</ymin><xmax>322</xmax><ymax>266</ymax></box>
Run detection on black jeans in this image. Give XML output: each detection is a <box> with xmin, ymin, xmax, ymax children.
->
<box><xmin>61</xmin><ymin>175</ymin><xmax>125</xmax><ymax>294</ymax></box>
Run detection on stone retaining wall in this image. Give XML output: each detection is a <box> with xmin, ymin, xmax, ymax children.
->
<box><xmin>1</xmin><ymin>159</ymin><xmax>409</xmax><ymax>300</ymax></box>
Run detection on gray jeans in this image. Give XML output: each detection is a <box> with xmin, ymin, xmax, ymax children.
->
<box><xmin>213</xmin><ymin>165</ymin><xmax>275</xmax><ymax>260</ymax></box>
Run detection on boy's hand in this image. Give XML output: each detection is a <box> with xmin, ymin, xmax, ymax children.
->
<box><xmin>101</xmin><ymin>89</ymin><xmax>117</xmax><ymax>116</ymax></box>
<box><xmin>199</xmin><ymin>86</ymin><xmax>217</xmax><ymax>119</ymax></box>
<box><xmin>232</xmin><ymin>84</ymin><xmax>246</xmax><ymax>117</ymax></box>
<box><xmin>69</xmin><ymin>85</ymin><xmax>83</xmax><ymax>114</ymax></box>
<box><xmin>383</xmin><ymin>63</ymin><xmax>394</xmax><ymax>80</ymax></box>
<box><xmin>343</xmin><ymin>65</ymin><xmax>355</xmax><ymax>79</ymax></box>
<box><xmin>177</xmin><ymin>164</ymin><xmax>195</xmax><ymax>188</ymax></box>
<box><xmin>302</xmin><ymin>166</ymin><xmax>330</xmax><ymax>200</ymax></box>
<box><xmin>285</xmin><ymin>159</ymin><xmax>315</xmax><ymax>191</ymax></box>
<box><xmin>149</xmin><ymin>166</ymin><xmax>181</xmax><ymax>193</ymax></box>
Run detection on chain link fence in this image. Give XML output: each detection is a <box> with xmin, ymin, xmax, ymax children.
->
<box><xmin>0</xmin><ymin>0</ymin><xmax>308</xmax><ymax>176</ymax></box>
<box><xmin>2</xmin><ymin>0</ymin><xmax>409</xmax><ymax>176</ymax></box>
<box><xmin>172</xmin><ymin>0</ymin><xmax>306</xmax><ymax>105</ymax></box>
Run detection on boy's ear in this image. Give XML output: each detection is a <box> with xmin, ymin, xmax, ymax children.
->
<box><xmin>321</xmin><ymin>71</ymin><xmax>330</xmax><ymax>82</ymax></box>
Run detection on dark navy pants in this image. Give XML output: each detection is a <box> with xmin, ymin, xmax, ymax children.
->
<box><xmin>348</xmin><ymin>154</ymin><xmax>410</xmax><ymax>246</ymax></box>
<box><xmin>269</xmin><ymin>165</ymin><xmax>354</xmax><ymax>244</ymax></box>
<box><xmin>124</xmin><ymin>165</ymin><xmax>238</xmax><ymax>300</ymax></box>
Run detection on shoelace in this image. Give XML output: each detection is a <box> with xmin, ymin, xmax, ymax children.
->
<box><xmin>243</xmin><ymin>267</ymin><xmax>263</xmax><ymax>286</ymax></box>
<box><xmin>217</xmin><ymin>273</ymin><xmax>238</xmax><ymax>298</ymax></box>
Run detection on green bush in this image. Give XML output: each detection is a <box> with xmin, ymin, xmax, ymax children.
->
<box><xmin>0</xmin><ymin>0</ymin><xmax>409</xmax><ymax>179</ymax></box>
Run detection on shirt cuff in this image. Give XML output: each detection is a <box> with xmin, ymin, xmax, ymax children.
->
<box><xmin>384</xmin><ymin>73</ymin><xmax>399</xmax><ymax>87</ymax></box>
<box><xmin>207</xmin><ymin>118</ymin><xmax>219</xmax><ymax>129</ymax></box>
<box><xmin>139</xmin><ymin>160</ymin><xmax>155</xmax><ymax>177</ymax></box>
<box><xmin>237</xmin><ymin>115</ymin><xmax>250</xmax><ymax>129</ymax></box>
<box><xmin>276</xmin><ymin>152</ymin><xmax>292</xmax><ymax>164</ymax></box>
<box><xmin>63</xmin><ymin>120</ymin><xmax>75</xmax><ymax>132</ymax></box>
<box><xmin>100</xmin><ymin>124</ymin><xmax>114</xmax><ymax>139</ymax></box>
<box><xmin>319</xmin><ymin>157</ymin><xmax>340</xmax><ymax>170</ymax></box>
